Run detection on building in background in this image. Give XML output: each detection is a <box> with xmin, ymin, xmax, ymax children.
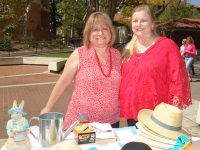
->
<box><xmin>0</xmin><ymin>0</ymin><xmax>50</xmax><ymax>41</ymax></box>
<box><xmin>156</xmin><ymin>18</ymin><xmax>200</xmax><ymax>50</ymax></box>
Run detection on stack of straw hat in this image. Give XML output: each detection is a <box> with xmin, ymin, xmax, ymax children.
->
<box><xmin>135</xmin><ymin>102</ymin><xmax>191</xmax><ymax>150</ymax></box>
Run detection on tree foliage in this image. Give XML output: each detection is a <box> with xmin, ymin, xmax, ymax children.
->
<box><xmin>56</xmin><ymin>0</ymin><xmax>88</xmax><ymax>39</ymax></box>
<box><xmin>50</xmin><ymin>0</ymin><xmax>63</xmax><ymax>37</ymax></box>
<box><xmin>55</xmin><ymin>0</ymin><xmax>129</xmax><ymax>39</ymax></box>
<box><xmin>158</xmin><ymin>0</ymin><xmax>200</xmax><ymax>22</ymax></box>
<box><xmin>56</xmin><ymin>0</ymin><xmax>143</xmax><ymax>38</ymax></box>
<box><xmin>0</xmin><ymin>0</ymin><xmax>48</xmax><ymax>40</ymax></box>
<box><xmin>1</xmin><ymin>0</ymin><xmax>200</xmax><ymax>41</ymax></box>
<box><xmin>0</xmin><ymin>0</ymin><xmax>23</xmax><ymax>37</ymax></box>
<box><xmin>113</xmin><ymin>0</ymin><xmax>200</xmax><ymax>26</ymax></box>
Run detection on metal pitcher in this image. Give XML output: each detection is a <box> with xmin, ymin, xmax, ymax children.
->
<box><xmin>29</xmin><ymin>111</ymin><xmax>88</xmax><ymax>147</ymax></box>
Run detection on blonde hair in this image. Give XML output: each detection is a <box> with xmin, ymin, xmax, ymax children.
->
<box><xmin>83</xmin><ymin>12</ymin><xmax>116</xmax><ymax>49</ymax></box>
<box><xmin>121</xmin><ymin>4</ymin><xmax>157</xmax><ymax>62</ymax></box>
<box><xmin>187</xmin><ymin>36</ymin><xmax>194</xmax><ymax>44</ymax></box>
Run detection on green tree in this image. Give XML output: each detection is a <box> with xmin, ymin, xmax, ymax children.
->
<box><xmin>0</xmin><ymin>0</ymin><xmax>48</xmax><ymax>40</ymax></box>
<box><xmin>117</xmin><ymin>0</ymin><xmax>171</xmax><ymax>26</ymax></box>
<box><xmin>80</xmin><ymin>0</ymin><xmax>138</xmax><ymax>21</ymax></box>
<box><xmin>56</xmin><ymin>0</ymin><xmax>88</xmax><ymax>40</ymax></box>
<box><xmin>23</xmin><ymin>0</ymin><xmax>48</xmax><ymax>40</ymax></box>
<box><xmin>113</xmin><ymin>0</ymin><xmax>200</xmax><ymax>26</ymax></box>
<box><xmin>56</xmin><ymin>0</ymin><xmax>144</xmax><ymax>39</ymax></box>
<box><xmin>50</xmin><ymin>0</ymin><xmax>62</xmax><ymax>38</ymax></box>
<box><xmin>158</xmin><ymin>0</ymin><xmax>200</xmax><ymax>22</ymax></box>
<box><xmin>0</xmin><ymin>0</ymin><xmax>23</xmax><ymax>38</ymax></box>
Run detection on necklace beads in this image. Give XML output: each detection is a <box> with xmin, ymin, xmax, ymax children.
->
<box><xmin>94</xmin><ymin>47</ymin><xmax>112</xmax><ymax>77</ymax></box>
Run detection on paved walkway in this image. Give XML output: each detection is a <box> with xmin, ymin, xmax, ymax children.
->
<box><xmin>0</xmin><ymin>59</ymin><xmax>200</xmax><ymax>148</ymax></box>
<box><xmin>0</xmin><ymin>65</ymin><xmax>73</xmax><ymax>145</ymax></box>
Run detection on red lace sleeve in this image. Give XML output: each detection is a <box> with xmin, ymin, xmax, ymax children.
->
<box><xmin>169</xmin><ymin>95</ymin><xmax>191</xmax><ymax>109</ymax></box>
<box><xmin>167</xmin><ymin>41</ymin><xmax>192</xmax><ymax>109</ymax></box>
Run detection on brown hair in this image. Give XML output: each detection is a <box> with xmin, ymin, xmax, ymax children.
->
<box><xmin>121</xmin><ymin>4</ymin><xmax>157</xmax><ymax>62</ymax></box>
<box><xmin>182</xmin><ymin>38</ymin><xmax>187</xmax><ymax>44</ymax></box>
<box><xmin>83</xmin><ymin>12</ymin><xmax>116</xmax><ymax>48</ymax></box>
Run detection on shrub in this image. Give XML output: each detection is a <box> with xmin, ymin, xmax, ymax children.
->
<box><xmin>21</xmin><ymin>34</ymin><xmax>33</xmax><ymax>50</ymax></box>
<box><xmin>0</xmin><ymin>36</ymin><xmax>12</xmax><ymax>51</ymax></box>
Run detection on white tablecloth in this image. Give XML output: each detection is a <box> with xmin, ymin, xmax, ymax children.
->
<box><xmin>28</xmin><ymin>126</ymin><xmax>138</xmax><ymax>150</ymax></box>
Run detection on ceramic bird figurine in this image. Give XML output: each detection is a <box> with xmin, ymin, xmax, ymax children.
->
<box><xmin>4</xmin><ymin>100</ymin><xmax>31</xmax><ymax>150</ymax></box>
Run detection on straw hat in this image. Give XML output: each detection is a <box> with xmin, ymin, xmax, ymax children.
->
<box><xmin>136</xmin><ymin>123</ymin><xmax>174</xmax><ymax>149</ymax></box>
<box><xmin>121</xmin><ymin>141</ymin><xmax>152</xmax><ymax>150</ymax></box>
<box><xmin>136</xmin><ymin>122</ymin><xmax>176</xmax><ymax>145</ymax></box>
<box><xmin>135</xmin><ymin>133</ymin><xmax>174</xmax><ymax>149</ymax></box>
<box><xmin>50</xmin><ymin>140</ymin><xmax>81</xmax><ymax>150</ymax></box>
<box><xmin>138</xmin><ymin>102</ymin><xmax>191</xmax><ymax>140</ymax></box>
<box><xmin>137</xmin><ymin>119</ymin><xmax>179</xmax><ymax>141</ymax></box>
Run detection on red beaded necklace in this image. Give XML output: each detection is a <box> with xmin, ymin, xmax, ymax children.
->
<box><xmin>94</xmin><ymin>47</ymin><xmax>112</xmax><ymax>77</ymax></box>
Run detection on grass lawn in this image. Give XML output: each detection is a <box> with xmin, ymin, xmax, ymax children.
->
<box><xmin>35</xmin><ymin>52</ymin><xmax>72</xmax><ymax>58</ymax></box>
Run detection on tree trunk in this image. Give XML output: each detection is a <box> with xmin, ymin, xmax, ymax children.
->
<box><xmin>50</xmin><ymin>0</ymin><xmax>57</xmax><ymax>37</ymax></box>
<box><xmin>23</xmin><ymin>0</ymin><xmax>32</xmax><ymax>40</ymax></box>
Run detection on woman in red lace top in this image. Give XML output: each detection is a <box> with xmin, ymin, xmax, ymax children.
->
<box><xmin>120</xmin><ymin>4</ymin><xmax>192</xmax><ymax>126</ymax></box>
<box><xmin>40</xmin><ymin>12</ymin><xmax>121</xmax><ymax>128</ymax></box>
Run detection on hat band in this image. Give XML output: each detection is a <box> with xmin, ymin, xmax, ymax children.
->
<box><xmin>151</xmin><ymin>115</ymin><xmax>181</xmax><ymax>131</ymax></box>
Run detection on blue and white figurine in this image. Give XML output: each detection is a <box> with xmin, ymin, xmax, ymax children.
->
<box><xmin>4</xmin><ymin>100</ymin><xmax>31</xmax><ymax>150</ymax></box>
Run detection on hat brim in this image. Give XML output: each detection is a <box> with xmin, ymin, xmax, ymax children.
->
<box><xmin>8</xmin><ymin>108</ymin><xmax>27</xmax><ymax>116</ymax></box>
<box><xmin>137</xmin><ymin>120</ymin><xmax>177</xmax><ymax>140</ymax></box>
<box><xmin>138</xmin><ymin>109</ymin><xmax>191</xmax><ymax>140</ymax></box>
<box><xmin>136</xmin><ymin>133</ymin><xmax>174</xmax><ymax>149</ymax></box>
<box><xmin>136</xmin><ymin>122</ymin><xmax>176</xmax><ymax>145</ymax></box>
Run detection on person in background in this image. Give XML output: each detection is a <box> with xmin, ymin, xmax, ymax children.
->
<box><xmin>119</xmin><ymin>4</ymin><xmax>192</xmax><ymax>127</ymax></box>
<box><xmin>191</xmin><ymin>63</ymin><xmax>195</xmax><ymax>75</ymax></box>
<box><xmin>180</xmin><ymin>38</ymin><xmax>187</xmax><ymax>57</ymax></box>
<box><xmin>40</xmin><ymin>12</ymin><xmax>121</xmax><ymax>128</ymax></box>
<box><xmin>184</xmin><ymin>36</ymin><xmax>197</xmax><ymax>81</ymax></box>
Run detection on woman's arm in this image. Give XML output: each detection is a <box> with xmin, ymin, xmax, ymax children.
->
<box><xmin>40</xmin><ymin>49</ymin><xmax>79</xmax><ymax>114</ymax></box>
<box><xmin>168</xmin><ymin>41</ymin><xmax>192</xmax><ymax>109</ymax></box>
